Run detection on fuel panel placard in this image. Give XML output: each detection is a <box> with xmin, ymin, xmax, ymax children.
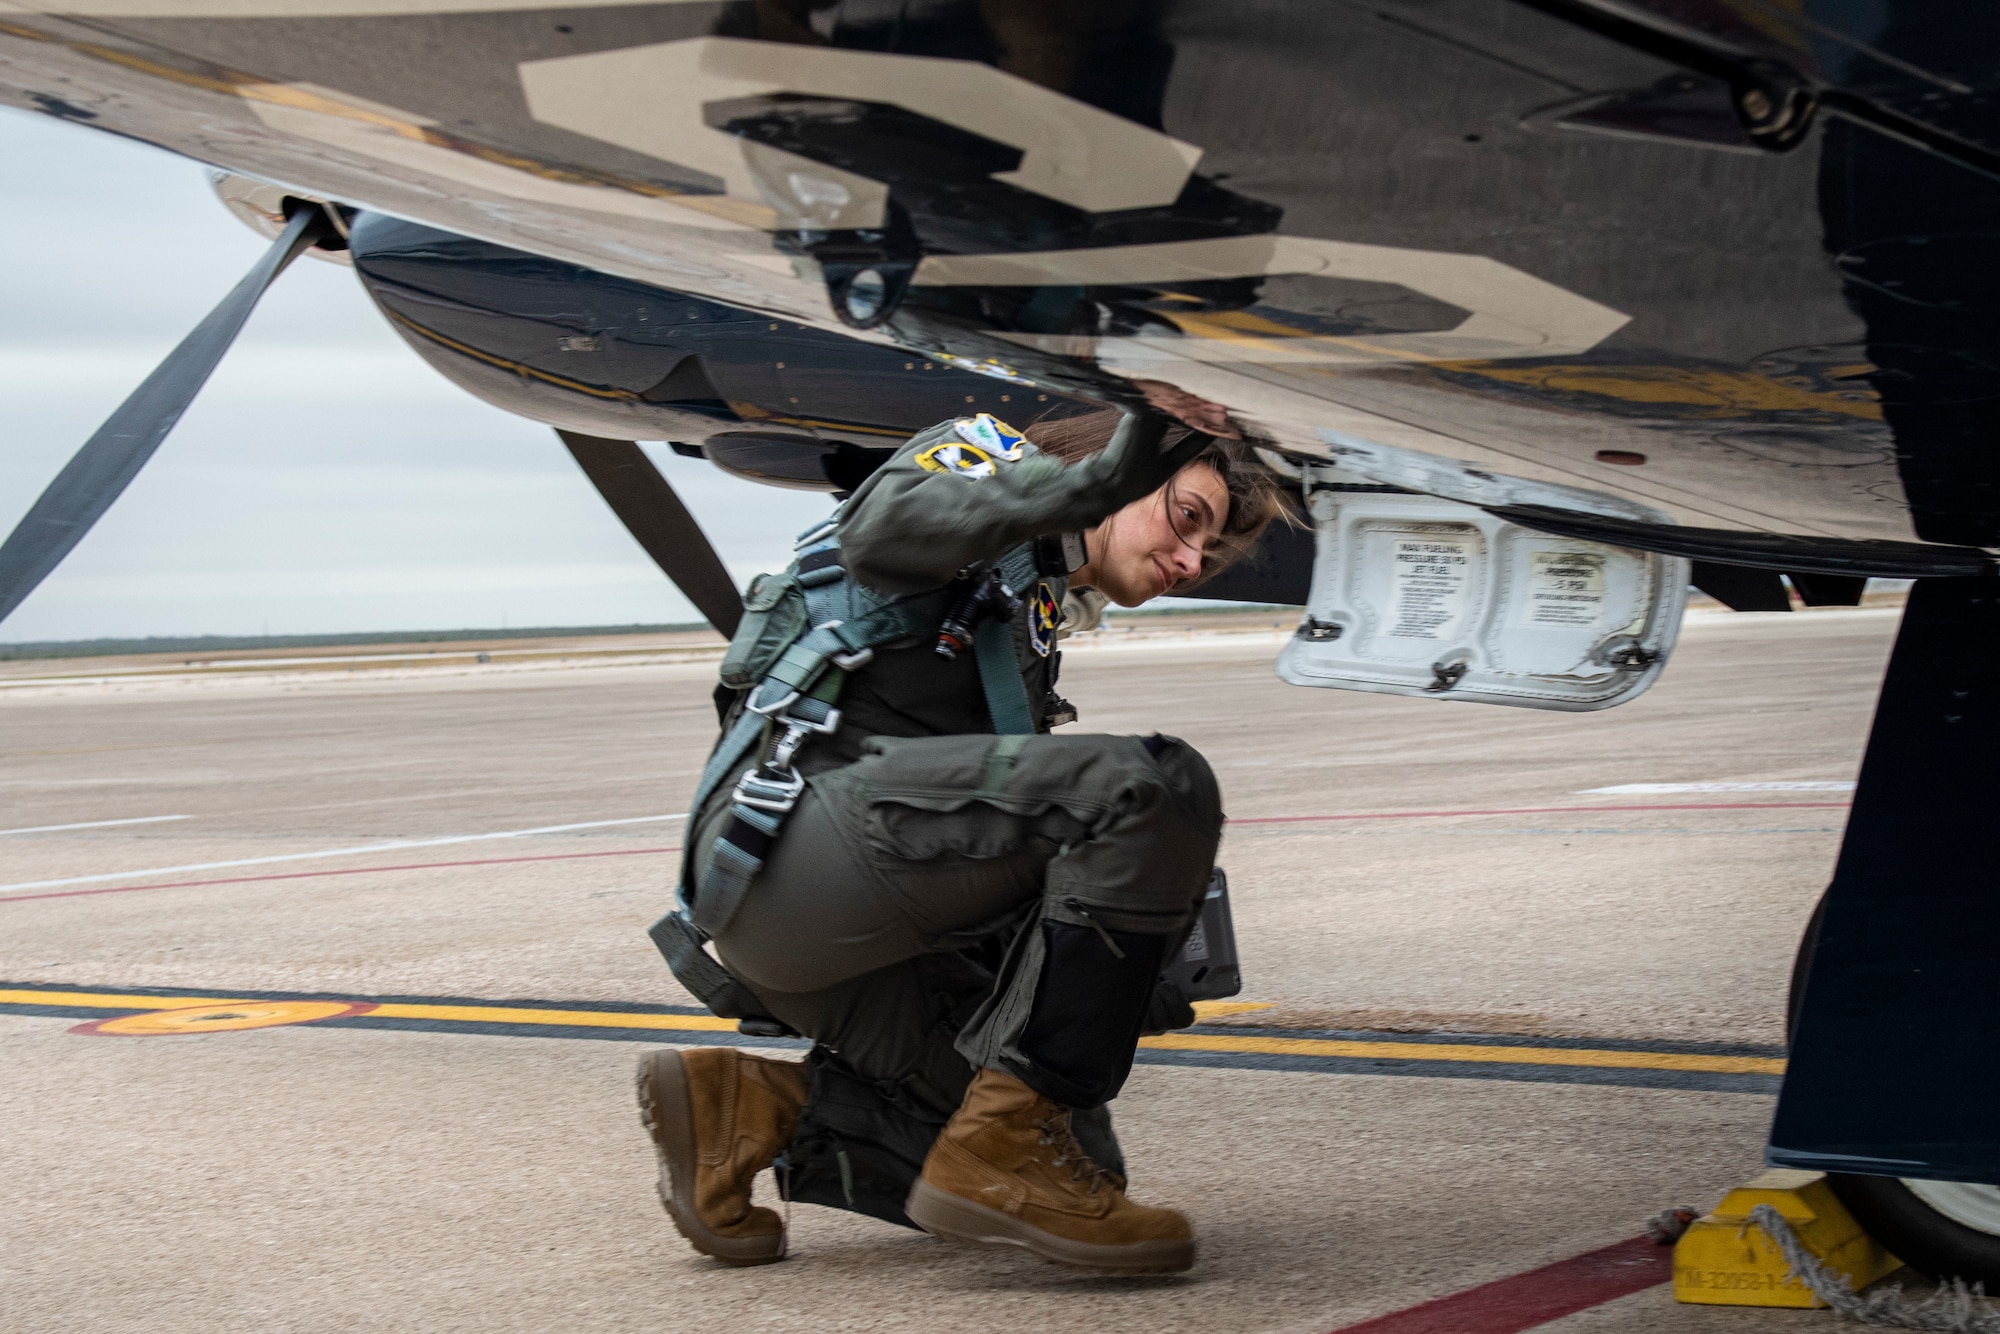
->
<box><xmin>1278</xmin><ymin>492</ymin><xmax>1686</xmax><ymax>711</ymax></box>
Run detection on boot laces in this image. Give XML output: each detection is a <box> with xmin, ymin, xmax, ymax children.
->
<box><xmin>1031</xmin><ymin>1105</ymin><xmax>1115</xmax><ymax>1195</ymax></box>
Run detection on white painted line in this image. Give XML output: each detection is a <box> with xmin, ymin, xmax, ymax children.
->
<box><xmin>0</xmin><ymin>815</ymin><xmax>193</xmax><ymax>838</ymax></box>
<box><xmin>1580</xmin><ymin>782</ymin><xmax>1856</xmax><ymax>794</ymax></box>
<box><xmin>0</xmin><ymin>813</ymin><xmax>687</xmax><ymax>895</ymax></box>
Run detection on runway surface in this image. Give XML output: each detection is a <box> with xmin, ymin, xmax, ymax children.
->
<box><xmin>0</xmin><ymin>607</ymin><xmax>1899</xmax><ymax>1332</ymax></box>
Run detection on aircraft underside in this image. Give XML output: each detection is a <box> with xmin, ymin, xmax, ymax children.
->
<box><xmin>2</xmin><ymin>0</ymin><xmax>1994</xmax><ymax>548</ymax></box>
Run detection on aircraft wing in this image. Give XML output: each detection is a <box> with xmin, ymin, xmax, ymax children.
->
<box><xmin>0</xmin><ymin>0</ymin><xmax>1993</xmax><ymax>560</ymax></box>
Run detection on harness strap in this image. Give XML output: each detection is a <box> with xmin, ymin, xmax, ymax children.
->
<box><xmin>683</xmin><ymin>586</ymin><xmax>955</xmax><ymax>929</ymax></box>
<box><xmin>682</xmin><ymin>706</ymin><xmax>768</xmax><ymax>866</ymax></box>
<box><xmin>976</xmin><ymin>732</ymin><xmax>1030</xmax><ymax>796</ymax></box>
<box><xmin>658</xmin><ymin>526</ymin><xmax>1043</xmax><ymax>1007</ymax></box>
<box><xmin>974</xmin><ymin>617</ymin><xmax>1036</xmax><ymax>734</ymax></box>
<box><xmin>972</xmin><ymin>543</ymin><xmax>1044</xmax><ymax>735</ymax></box>
<box><xmin>763</xmin><ymin>630</ymin><xmax>844</xmax><ymax>695</ymax></box>
<box><xmin>646</xmin><ymin>909</ymin><xmax>764</xmax><ymax>1019</ymax></box>
<box><xmin>996</xmin><ymin>544</ymin><xmax>1040</xmax><ymax>592</ymax></box>
<box><xmin>799</xmin><ymin>556</ymin><xmax>850</xmax><ymax>623</ymax></box>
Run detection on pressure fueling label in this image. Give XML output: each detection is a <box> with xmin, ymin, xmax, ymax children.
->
<box><xmin>1387</xmin><ymin>536</ymin><xmax>1474</xmax><ymax>639</ymax></box>
<box><xmin>1517</xmin><ymin>550</ymin><xmax>1608</xmax><ymax>628</ymax></box>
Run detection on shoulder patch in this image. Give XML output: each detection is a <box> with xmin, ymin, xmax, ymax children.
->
<box><xmin>916</xmin><ymin>439</ymin><xmax>1007</xmax><ymax>480</ymax></box>
<box><xmin>1029</xmin><ymin>582</ymin><xmax>1060</xmax><ymax>657</ymax></box>
<box><xmin>953</xmin><ymin>413</ymin><xmax>1026</xmax><ymax>460</ymax></box>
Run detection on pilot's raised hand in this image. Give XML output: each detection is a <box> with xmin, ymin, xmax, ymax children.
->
<box><xmin>1070</xmin><ymin>410</ymin><xmax>1214</xmax><ymax>511</ymax></box>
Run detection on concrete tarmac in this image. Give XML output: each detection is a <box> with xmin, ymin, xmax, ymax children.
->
<box><xmin>0</xmin><ymin>608</ymin><xmax>1900</xmax><ymax>1332</ymax></box>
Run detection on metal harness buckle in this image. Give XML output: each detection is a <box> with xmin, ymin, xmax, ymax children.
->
<box><xmin>747</xmin><ymin>689</ymin><xmax>803</xmax><ymax>718</ymax></box>
<box><xmin>794</xmin><ymin>518</ymin><xmax>839</xmax><ymax>550</ymax></box>
<box><xmin>733</xmin><ymin>767</ymin><xmax>806</xmax><ymax>812</ymax></box>
<box><xmin>810</xmin><ymin>620</ymin><xmax>875</xmax><ymax>673</ymax></box>
<box><xmin>769</xmin><ymin>705</ymin><xmax>841</xmax><ymax>770</ymax></box>
<box><xmin>732</xmin><ymin>699</ymin><xmax>844</xmax><ymax>813</ymax></box>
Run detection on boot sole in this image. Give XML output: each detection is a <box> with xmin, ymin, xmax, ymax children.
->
<box><xmin>635</xmin><ymin>1049</ymin><xmax>785</xmax><ymax>1267</ymax></box>
<box><xmin>906</xmin><ymin>1178</ymin><xmax>1194</xmax><ymax>1275</ymax></box>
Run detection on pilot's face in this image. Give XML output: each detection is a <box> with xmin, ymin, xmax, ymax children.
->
<box><xmin>1082</xmin><ymin>461</ymin><xmax>1230</xmax><ymax>608</ymax></box>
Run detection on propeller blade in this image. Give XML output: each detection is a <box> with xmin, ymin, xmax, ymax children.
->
<box><xmin>0</xmin><ymin>207</ymin><xmax>330</xmax><ymax>625</ymax></box>
<box><xmin>557</xmin><ymin>431</ymin><xmax>743</xmax><ymax>638</ymax></box>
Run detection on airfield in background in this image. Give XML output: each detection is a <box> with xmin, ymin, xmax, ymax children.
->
<box><xmin>1</xmin><ymin>602</ymin><xmax>1900</xmax><ymax>1331</ymax></box>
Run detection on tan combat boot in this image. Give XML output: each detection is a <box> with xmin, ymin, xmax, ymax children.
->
<box><xmin>637</xmin><ymin>1047</ymin><xmax>808</xmax><ymax>1265</ymax></box>
<box><xmin>905</xmin><ymin>1067</ymin><xmax>1194</xmax><ymax>1274</ymax></box>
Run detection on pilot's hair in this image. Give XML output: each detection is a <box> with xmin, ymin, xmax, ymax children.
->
<box><xmin>1024</xmin><ymin>407</ymin><xmax>1292</xmax><ymax>587</ymax></box>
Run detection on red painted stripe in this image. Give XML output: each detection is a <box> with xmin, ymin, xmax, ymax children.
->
<box><xmin>1232</xmin><ymin>801</ymin><xmax>1849</xmax><ymax>826</ymax></box>
<box><xmin>2</xmin><ymin>800</ymin><xmax>1851</xmax><ymax>907</ymax></box>
<box><xmin>1327</xmin><ymin>1235</ymin><xmax>1672</xmax><ymax>1334</ymax></box>
<box><xmin>0</xmin><ymin>846</ymin><xmax>681</xmax><ymax>904</ymax></box>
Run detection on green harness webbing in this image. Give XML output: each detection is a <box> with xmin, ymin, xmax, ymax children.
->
<box><xmin>970</xmin><ymin>541</ymin><xmax>1043</xmax><ymax>736</ymax></box>
<box><xmin>973</xmin><ymin>619</ymin><xmax>1035</xmax><ymax>735</ymax></box>
<box><xmin>649</xmin><ymin>522</ymin><xmax>1043</xmax><ymax>1016</ymax></box>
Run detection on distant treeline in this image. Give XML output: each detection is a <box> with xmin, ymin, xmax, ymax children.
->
<box><xmin>0</xmin><ymin>623</ymin><xmax>711</xmax><ymax>661</ymax></box>
<box><xmin>0</xmin><ymin>604</ymin><xmax>1296</xmax><ymax>661</ymax></box>
<box><xmin>1105</xmin><ymin>602</ymin><xmax>1291</xmax><ymax>618</ymax></box>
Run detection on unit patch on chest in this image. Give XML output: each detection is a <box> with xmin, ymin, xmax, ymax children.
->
<box><xmin>1029</xmin><ymin>582</ymin><xmax>1060</xmax><ymax>657</ymax></box>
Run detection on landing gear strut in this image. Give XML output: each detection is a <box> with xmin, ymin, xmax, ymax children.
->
<box><xmin>1777</xmin><ymin>577</ymin><xmax>2000</xmax><ymax>1284</ymax></box>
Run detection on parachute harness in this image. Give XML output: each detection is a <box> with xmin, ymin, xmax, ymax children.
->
<box><xmin>649</xmin><ymin>510</ymin><xmax>1043</xmax><ymax>1017</ymax></box>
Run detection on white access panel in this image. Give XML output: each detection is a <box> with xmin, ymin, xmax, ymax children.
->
<box><xmin>1276</xmin><ymin>491</ymin><xmax>1688</xmax><ymax>711</ymax></box>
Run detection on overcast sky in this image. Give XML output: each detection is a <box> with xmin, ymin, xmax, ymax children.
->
<box><xmin>0</xmin><ymin>107</ymin><xmax>836</xmax><ymax>644</ymax></box>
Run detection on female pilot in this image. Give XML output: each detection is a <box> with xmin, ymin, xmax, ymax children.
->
<box><xmin>639</xmin><ymin>405</ymin><xmax>1284</xmax><ymax>1275</ymax></box>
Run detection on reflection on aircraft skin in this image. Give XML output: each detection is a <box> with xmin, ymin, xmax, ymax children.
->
<box><xmin>1436</xmin><ymin>358</ymin><xmax>1884</xmax><ymax>424</ymax></box>
<box><xmin>347</xmin><ymin>211</ymin><xmax>1094</xmax><ymax>489</ymax></box>
<box><xmin>5</xmin><ymin>0</ymin><xmax>1979</xmax><ymax>541</ymax></box>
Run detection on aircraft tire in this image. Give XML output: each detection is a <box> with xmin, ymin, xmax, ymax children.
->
<box><xmin>1826</xmin><ymin>1173</ymin><xmax>2000</xmax><ymax>1288</ymax></box>
<box><xmin>1788</xmin><ymin>894</ymin><xmax>2000</xmax><ymax>1285</ymax></box>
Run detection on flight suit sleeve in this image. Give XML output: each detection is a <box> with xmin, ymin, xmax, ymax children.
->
<box><xmin>840</xmin><ymin>413</ymin><xmax>1202</xmax><ymax>597</ymax></box>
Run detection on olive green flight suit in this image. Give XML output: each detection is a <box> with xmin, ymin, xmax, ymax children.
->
<box><xmin>685</xmin><ymin>417</ymin><xmax>1225</xmax><ymax>1117</ymax></box>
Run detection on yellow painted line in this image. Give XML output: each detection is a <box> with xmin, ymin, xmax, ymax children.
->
<box><xmin>93</xmin><ymin>1001</ymin><xmax>362</xmax><ymax>1036</ymax></box>
<box><xmin>5</xmin><ymin>989</ymin><xmax>1784</xmax><ymax>1074</ymax></box>
<box><xmin>1191</xmin><ymin>1000</ymin><xmax>1275</xmax><ymax>1020</ymax></box>
<box><xmin>0</xmin><ymin>991</ymin><xmax>740</xmax><ymax>1033</ymax></box>
<box><xmin>365</xmin><ymin>1003</ymin><xmax>737</xmax><ymax>1032</ymax></box>
<box><xmin>1138</xmin><ymin>1031</ymin><xmax>1785</xmax><ymax>1077</ymax></box>
<box><xmin>0</xmin><ymin>989</ymin><xmax>247</xmax><ymax>1010</ymax></box>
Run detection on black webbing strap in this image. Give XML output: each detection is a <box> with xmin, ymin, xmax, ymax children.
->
<box><xmin>646</xmin><ymin>910</ymin><xmax>763</xmax><ymax>1019</ymax></box>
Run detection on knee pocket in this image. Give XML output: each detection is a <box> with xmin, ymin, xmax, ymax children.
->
<box><xmin>866</xmin><ymin>800</ymin><xmax>1090</xmax><ymax>863</ymax></box>
<box><xmin>1136</xmin><ymin>735</ymin><xmax>1223</xmax><ymax>827</ymax></box>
